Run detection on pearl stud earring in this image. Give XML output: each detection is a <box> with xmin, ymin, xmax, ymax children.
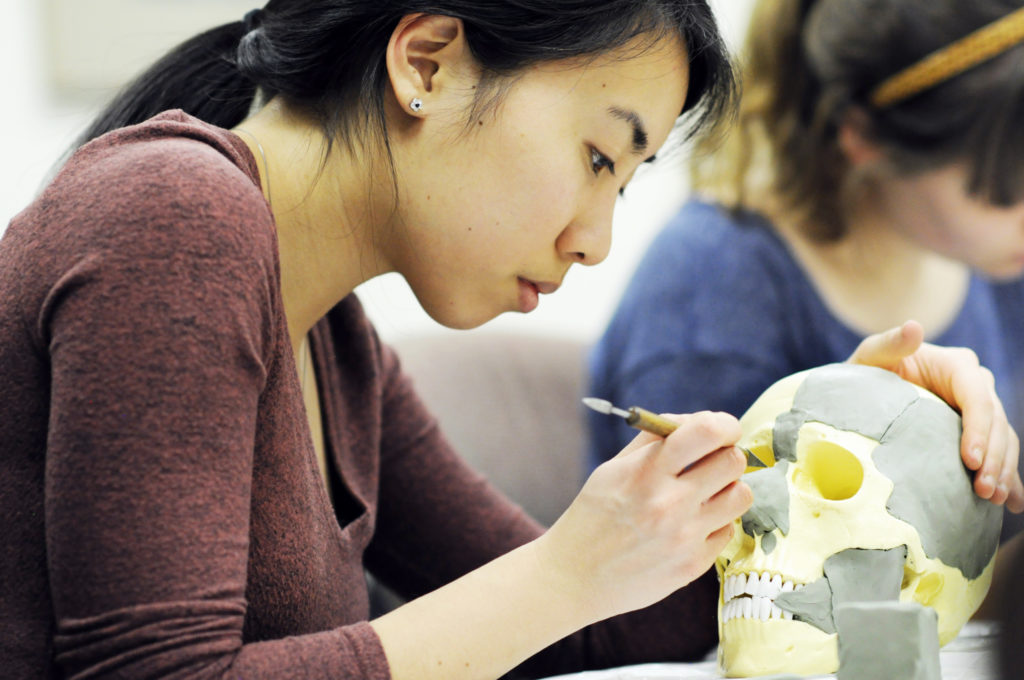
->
<box><xmin>409</xmin><ymin>98</ymin><xmax>423</xmax><ymax>113</ymax></box>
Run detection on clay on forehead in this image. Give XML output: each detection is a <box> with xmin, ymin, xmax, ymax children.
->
<box><xmin>740</xmin><ymin>363</ymin><xmax>916</xmax><ymax>544</ymax></box>
<box><xmin>775</xmin><ymin>547</ymin><xmax>905</xmax><ymax>635</ymax></box>
<box><xmin>874</xmin><ymin>399</ymin><xmax>1001</xmax><ymax>579</ymax></box>
<box><xmin>740</xmin><ymin>361</ymin><xmax>999</xmax><ymax>569</ymax></box>
<box><xmin>771</xmin><ymin>364</ymin><xmax>919</xmax><ymax>462</ymax></box>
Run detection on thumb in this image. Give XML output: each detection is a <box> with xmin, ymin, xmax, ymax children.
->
<box><xmin>848</xmin><ymin>320</ymin><xmax>924</xmax><ymax>370</ymax></box>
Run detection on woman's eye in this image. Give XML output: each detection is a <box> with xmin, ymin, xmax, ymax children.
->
<box><xmin>590</xmin><ymin>147</ymin><xmax>616</xmax><ymax>177</ymax></box>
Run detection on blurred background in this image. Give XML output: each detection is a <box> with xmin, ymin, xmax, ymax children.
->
<box><xmin>1</xmin><ymin>0</ymin><xmax>754</xmax><ymax>345</ymax></box>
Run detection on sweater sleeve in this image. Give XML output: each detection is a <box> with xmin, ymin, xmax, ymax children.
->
<box><xmin>364</xmin><ymin>338</ymin><xmax>545</xmax><ymax>599</ymax></box>
<box><xmin>39</xmin><ymin>132</ymin><xmax>390</xmax><ymax>679</ymax></box>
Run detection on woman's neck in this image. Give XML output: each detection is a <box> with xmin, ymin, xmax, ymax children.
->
<box><xmin>234</xmin><ymin>100</ymin><xmax>393</xmax><ymax>349</ymax></box>
<box><xmin>758</xmin><ymin>194</ymin><xmax>971</xmax><ymax>338</ymax></box>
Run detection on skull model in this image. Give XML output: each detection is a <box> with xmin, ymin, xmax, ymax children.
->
<box><xmin>715</xmin><ymin>363</ymin><xmax>1002</xmax><ymax>677</ymax></box>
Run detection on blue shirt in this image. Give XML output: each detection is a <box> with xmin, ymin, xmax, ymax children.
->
<box><xmin>587</xmin><ymin>200</ymin><xmax>1024</xmax><ymax>535</ymax></box>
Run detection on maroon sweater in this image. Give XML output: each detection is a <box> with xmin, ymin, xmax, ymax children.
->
<box><xmin>0</xmin><ymin>111</ymin><xmax>718</xmax><ymax>679</ymax></box>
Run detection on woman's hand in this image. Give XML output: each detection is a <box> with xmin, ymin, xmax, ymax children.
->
<box><xmin>535</xmin><ymin>411</ymin><xmax>752</xmax><ymax>622</ymax></box>
<box><xmin>848</xmin><ymin>320</ymin><xmax>1024</xmax><ymax>513</ymax></box>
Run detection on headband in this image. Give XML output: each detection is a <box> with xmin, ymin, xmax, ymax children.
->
<box><xmin>870</xmin><ymin>6</ymin><xmax>1024</xmax><ymax>108</ymax></box>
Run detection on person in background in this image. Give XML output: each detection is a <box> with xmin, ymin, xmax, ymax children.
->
<box><xmin>587</xmin><ymin>0</ymin><xmax>1024</xmax><ymax>529</ymax></box>
<box><xmin>0</xmin><ymin>0</ymin><xmax>1016</xmax><ymax>678</ymax></box>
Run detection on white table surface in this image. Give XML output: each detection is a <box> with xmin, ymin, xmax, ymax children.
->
<box><xmin>539</xmin><ymin>620</ymin><xmax>1000</xmax><ymax>680</ymax></box>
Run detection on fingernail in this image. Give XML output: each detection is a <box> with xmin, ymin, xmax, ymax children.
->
<box><xmin>980</xmin><ymin>474</ymin><xmax>996</xmax><ymax>490</ymax></box>
<box><xmin>998</xmin><ymin>484</ymin><xmax>1009</xmax><ymax>498</ymax></box>
<box><xmin>969</xmin><ymin>447</ymin><xmax>983</xmax><ymax>467</ymax></box>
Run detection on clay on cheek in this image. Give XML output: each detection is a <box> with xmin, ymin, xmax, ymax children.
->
<box><xmin>775</xmin><ymin>546</ymin><xmax>907</xmax><ymax>635</ymax></box>
<box><xmin>740</xmin><ymin>462</ymin><xmax>790</xmax><ymax>551</ymax></box>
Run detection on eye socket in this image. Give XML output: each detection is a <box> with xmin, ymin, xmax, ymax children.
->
<box><xmin>589</xmin><ymin>147</ymin><xmax>616</xmax><ymax>177</ymax></box>
<box><xmin>792</xmin><ymin>441</ymin><xmax>864</xmax><ymax>500</ymax></box>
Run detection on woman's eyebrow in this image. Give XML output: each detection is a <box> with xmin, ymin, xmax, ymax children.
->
<box><xmin>607</xmin><ymin>106</ymin><xmax>649</xmax><ymax>155</ymax></box>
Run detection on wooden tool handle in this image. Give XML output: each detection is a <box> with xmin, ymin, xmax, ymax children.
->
<box><xmin>626</xmin><ymin>407</ymin><xmax>679</xmax><ymax>437</ymax></box>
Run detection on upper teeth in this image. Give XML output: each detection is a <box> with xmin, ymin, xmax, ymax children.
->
<box><xmin>721</xmin><ymin>571</ymin><xmax>801</xmax><ymax>623</ymax></box>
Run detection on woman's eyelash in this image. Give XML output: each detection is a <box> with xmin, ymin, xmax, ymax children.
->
<box><xmin>590</xmin><ymin>147</ymin><xmax>616</xmax><ymax>177</ymax></box>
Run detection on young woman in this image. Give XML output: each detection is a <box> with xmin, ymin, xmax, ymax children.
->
<box><xmin>0</xmin><ymin>1</ymin><xmax>1016</xmax><ymax>678</ymax></box>
<box><xmin>587</xmin><ymin>0</ymin><xmax>1024</xmax><ymax>525</ymax></box>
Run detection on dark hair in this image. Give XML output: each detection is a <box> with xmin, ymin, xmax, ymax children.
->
<box><xmin>75</xmin><ymin>0</ymin><xmax>735</xmax><ymax>158</ymax></box>
<box><xmin>691</xmin><ymin>0</ymin><xmax>1024</xmax><ymax>241</ymax></box>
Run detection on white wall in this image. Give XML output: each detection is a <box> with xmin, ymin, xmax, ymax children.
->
<box><xmin>1</xmin><ymin>0</ymin><xmax>753</xmax><ymax>344</ymax></box>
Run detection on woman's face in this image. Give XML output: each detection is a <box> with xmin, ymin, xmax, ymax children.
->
<box><xmin>389</xmin><ymin>35</ymin><xmax>690</xmax><ymax>329</ymax></box>
<box><xmin>877</xmin><ymin>163</ymin><xmax>1024</xmax><ymax>281</ymax></box>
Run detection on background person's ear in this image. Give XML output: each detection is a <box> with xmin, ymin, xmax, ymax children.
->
<box><xmin>836</xmin><ymin>108</ymin><xmax>884</xmax><ymax>167</ymax></box>
<box><xmin>386</xmin><ymin>14</ymin><xmax>469</xmax><ymax>116</ymax></box>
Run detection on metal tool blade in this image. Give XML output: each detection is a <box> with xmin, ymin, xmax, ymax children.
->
<box><xmin>582</xmin><ymin>397</ymin><xmax>631</xmax><ymax>419</ymax></box>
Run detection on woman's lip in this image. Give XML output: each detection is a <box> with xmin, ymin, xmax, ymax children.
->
<box><xmin>518</xmin><ymin>278</ymin><xmax>540</xmax><ymax>313</ymax></box>
<box><xmin>517</xmin><ymin>278</ymin><xmax>560</xmax><ymax>312</ymax></box>
<box><xmin>532</xmin><ymin>281</ymin><xmax>560</xmax><ymax>295</ymax></box>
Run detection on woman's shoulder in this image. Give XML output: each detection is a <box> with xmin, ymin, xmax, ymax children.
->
<box><xmin>644</xmin><ymin>198</ymin><xmax>793</xmax><ymax>271</ymax></box>
<box><xmin>25</xmin><ymin>111</ymin><xmax>274</xmax><ymax>263</ymax></box>
<box><xmin>82</xmin><ymin>110</ymin><xmax>255</xmax><ymax>171</ymax></box>
<box><xmin>627</xmin><ymin>198</ymin><xmax>801</xmax><ymax>296</ymax></box>
<box><xmin>72</xmin><ymin>110</ymin><xmax>262</xmax><ymax>211</ymax></box>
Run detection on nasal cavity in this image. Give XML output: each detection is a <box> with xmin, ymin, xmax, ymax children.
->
<box><xmin>794</xmin><ymin>441</ymin><xmax>864</xmax><ymax>500</ymax></box>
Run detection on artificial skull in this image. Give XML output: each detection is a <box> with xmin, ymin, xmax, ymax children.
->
<box><xmin>714</xmin><ymin>363</ymin><xmax>1001</xmax><ymax>677</ymax></box>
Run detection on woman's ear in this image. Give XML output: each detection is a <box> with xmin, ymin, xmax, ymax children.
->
<box><xmin>837</xmin><ymin>107</ymin><xmax>883</xmax><ymax>167</ymax></box>
<box><xmin>386</xmin><ymin>14</ymin><xmax>470</xmax><ymax>117</ymax></box>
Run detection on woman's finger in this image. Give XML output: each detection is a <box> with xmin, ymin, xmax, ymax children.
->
<box><xmin>612</xmin><ymin>427</ymin><xmax>672</xmax><ymax>459</ymax></box>
<box><xmin>947</xmin><ymin>360</ymin><xmax>995</xmax><ymax>474</ymax></box>
<box><xmin>680</xmin><ymin>446</ymin><xmax>748</xmax><ymax>503</ymax></box>
<box><xmin>1005</xmin><ymin>470</ymin><xmax>1024</xmax><ymax>514</ymax></box>
<box><xmin>656</xmin><ymin>411</ymin><xmax>742</xmax><ymax>477</ymax></box>
<box><xmin>975</xmin><ymin>414</ymin><xmax>1005</xmax><ymax>502</ymax></box>
<box><xmin>699</xmin><ymin>478</ymin><xmax>753</xmax><ymax>530</ymax></box>
<box><xmin>995</xmin><ymin>426</ymin><xmax>1022</xmax><ymax>509</ymax></box>
<box><xmin>703</xmin><ymin>522</ymin><xmax>737</xmax><ymax>558</ymax></box>
<box><xmin>847</xmin><ymin>320</ymin><xmax>924</xmax><ymax>370</ymax></box>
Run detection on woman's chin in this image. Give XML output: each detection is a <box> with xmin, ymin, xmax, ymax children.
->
<box><xmin>423</xmin><ymin>305</ymin><xmax>500</xmax><ymax>331</ymax></box>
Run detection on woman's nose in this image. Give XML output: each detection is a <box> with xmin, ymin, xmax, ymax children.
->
<box><xmin>558</xmin><ymin>202</ymin><xmax>615</xmax><ymax>266</ymax></box>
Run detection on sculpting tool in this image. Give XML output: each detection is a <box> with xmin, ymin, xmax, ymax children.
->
<box><xmin>582</xmin><ymin>397</ymin><xmax>766</xmax><ymax>468</ymax></box>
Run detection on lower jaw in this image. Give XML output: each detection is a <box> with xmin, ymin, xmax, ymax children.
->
<box><xmin>717</xmin><ymin>618</ymin><xmax>838</xmax><ymax>677</ymax></box>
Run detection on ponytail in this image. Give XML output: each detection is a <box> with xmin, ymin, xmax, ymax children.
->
<box><xmin>688</xmin><ymin>0</ymin><xmax>846</xmax><ymax>240</ymax></box>
<box><xmin>74</xmin><ymin>19</ymin><xmax>257</xmax><ymax>149</ymax></box>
